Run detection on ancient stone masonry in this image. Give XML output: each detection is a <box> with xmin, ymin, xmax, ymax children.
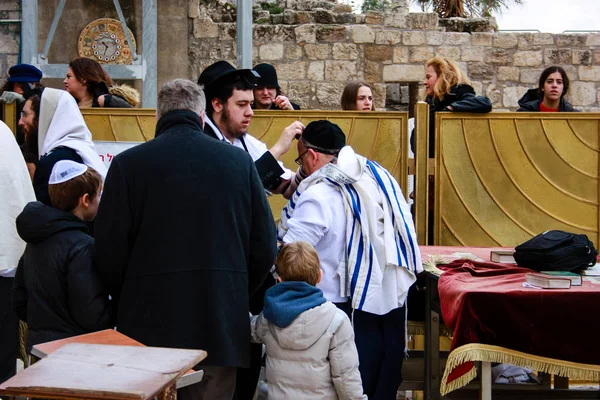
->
<box><xmin>188</xmin><ymin>0</ymin><xmax>600</xmax><ymax>111</ymax></box>
<box><xmin>0</xmin><ymin>1</ymin><xmax>21</xmax><ymax>86</ymax></box>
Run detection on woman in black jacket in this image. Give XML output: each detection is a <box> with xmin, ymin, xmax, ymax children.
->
<box><xmin>517</xmin><ymin>66</ymin><xmax>578</xmax><ymax>112</ymax></box>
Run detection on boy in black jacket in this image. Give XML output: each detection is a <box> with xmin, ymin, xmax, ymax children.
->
<box><xmin>12</xmin><ymin>160</ymin><xmax>113</xmax><ymax>352</ymax></box>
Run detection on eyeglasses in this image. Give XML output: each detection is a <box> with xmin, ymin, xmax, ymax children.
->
<box><xmin>20</xmin><ymin>111</ymin><xmax>28</xmax><ymax>118</ymax></box>
<box><xmin>294</xmin><ymin>150</ymin><xmax>309</xmax><ymax>166</ymax></box>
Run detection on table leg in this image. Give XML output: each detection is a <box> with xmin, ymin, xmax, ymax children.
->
<box><xmin>424</xmin><ymin>275</ymin><xmax>441</xmax><ymax>400</ymax></box>
<box><xmin>480</xmin><ymin>361</ymin><xmax>492</xmax><ymax>400</ymax></box>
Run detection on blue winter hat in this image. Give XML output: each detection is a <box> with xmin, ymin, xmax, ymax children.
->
<box><xmin>8</xmin><ymin>64</ymin><xmax>43</xmax><ymax>83</ymax></box>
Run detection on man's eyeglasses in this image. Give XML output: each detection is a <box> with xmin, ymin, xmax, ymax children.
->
<box><xmin>294</xmin><ymin>150</ymin><xmax>309</xmax><ymax>166</ymax></box>
<box><xmin>20</xmin><ymin>111</ymin><xmax>28</xmax><ymax>118</ymax></box>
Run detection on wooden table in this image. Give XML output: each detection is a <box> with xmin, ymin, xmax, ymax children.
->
<box><xmin>30</xmin><ymin>329</ymin><xmax>204</xmax><ymax>390</ymax></box>
<box><xmin>0</xmin><ymin>343</ymin><xmax>206</xmax><ymax>400</ymax></box>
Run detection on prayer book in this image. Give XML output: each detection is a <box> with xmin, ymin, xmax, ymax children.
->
<box><xmin>525</xmin><ymin>273</ymin><xmax>571</xmax><ymax>289</ymax></box>
<box><xmin>540</xmin><ymin>271</ymin><xmax>582</xmax><ymax>286</ymax></box>
<box><xmin>581</xmin><ymin>263</ymin><xmax>600</xmax><ymax>276</ymax></box>
<box><xmin>490</xmin><ymin>250</ymin><xmax>516</xmax><ymax>264</ymax></box>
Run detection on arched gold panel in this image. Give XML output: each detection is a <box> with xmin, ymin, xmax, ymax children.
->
<box><xmin>435</xmin><ymin>112</ymin><xmax>600</xmax><ymax>248</ymax></box>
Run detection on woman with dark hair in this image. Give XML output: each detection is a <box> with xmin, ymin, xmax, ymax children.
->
<box><xmin>64</xmin><ymin>58</ymin><xmax>138</xmax><ymax>108</ymax></box>
<box><xmin>341</xmin><ymin>81</ymin><xmax>375</xmax><ymax>111</ymax></box>
<box><xmin>517</xmin><ymin>66</ymin><xmax>577</xmax><ymax>112</ymax></box>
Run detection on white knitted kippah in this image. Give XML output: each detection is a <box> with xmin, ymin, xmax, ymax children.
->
<box><xmin>48</xmin><ymin>160</ymin><xmax>88</xmax><ymax>184</ymax></box>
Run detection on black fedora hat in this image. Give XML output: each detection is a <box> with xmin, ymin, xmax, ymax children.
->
<box><xmin>197</xmin><ymin>61</ymin><xmax>260</xmax><ymax>92</ymax></box>
<box><xmin>253</xmin><ymin>63</ymin><xmax>280</xmax><ymax>89</ymax></box>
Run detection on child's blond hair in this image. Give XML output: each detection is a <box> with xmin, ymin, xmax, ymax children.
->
<box><xmin>276</xmin><ymin>241</ymin><xmax>321</xmax><ymax>285</ymax></box>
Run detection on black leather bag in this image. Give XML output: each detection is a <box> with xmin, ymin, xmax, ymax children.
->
<box><xmin>514</xmin><ymin>230</ymin><xmax>597</xmax><ymax>272</ymax></box>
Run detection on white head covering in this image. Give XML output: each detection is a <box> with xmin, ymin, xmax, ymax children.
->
<box><xmin>37</xmin><ymin>88</ymin><xmax>107</xmax><ymax>179</ymax></box>
<box><xmin>49</xmin><ymin>160</ymin><xmax>88</xmax><ymax>184</ymax></box>
<box><xmin>0</xmin><ymin>121</ymin><xmax>36</xmax><ymax>276</ymax></box>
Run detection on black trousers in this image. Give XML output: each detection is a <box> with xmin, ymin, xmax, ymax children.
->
<box><xmin>0</xmin><ymin>277</ymin><xmax>18</xmax><ymax>384</ymax></box>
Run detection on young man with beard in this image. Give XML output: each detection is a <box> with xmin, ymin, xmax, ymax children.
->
<box><xmin>198</xmin><ymin>61</ymin><xmax>305</xmax><ymax>199</ymax></box>
<box><xmin>17</xmin><ymin>88</ymin><xmax>106</xmax><ymax>205</ymax></box>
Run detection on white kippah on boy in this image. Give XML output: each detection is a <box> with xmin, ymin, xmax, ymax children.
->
<box><xmin>49</xmin><ymin>160</ymin><xmax>88</xmax><ymax>185</ymax></box>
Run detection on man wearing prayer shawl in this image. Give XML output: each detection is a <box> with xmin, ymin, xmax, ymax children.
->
<box><xmin>18</xmin><ymin>88</ymin><xmax>106</xmax><ymax>205</ymax></box>
<box><xmin>278</xmin><ymin>120</ymin><xmax>423</xmax><ymax>400</ymax></box>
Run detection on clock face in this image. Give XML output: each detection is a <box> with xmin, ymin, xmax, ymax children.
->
<box><xmin>78</xmin><ymin>18</ymin><xmax>137</xmax><ymax>64</ymax></box>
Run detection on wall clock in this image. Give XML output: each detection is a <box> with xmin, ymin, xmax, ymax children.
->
<box><xmin>78</xmin><ymin>18</ymin><xmax>137</xmax><ymax>64</ymax></box>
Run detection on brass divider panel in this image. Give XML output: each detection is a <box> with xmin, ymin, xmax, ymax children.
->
<box><xmin>434</xmin><ymin>112</ymin><xmax>600</xmax><ymax>249</ymax></box>
<box><xmin>414</xmin><ymin>102</ymin><xmax>429</xmax><ymax>245</ymax></box>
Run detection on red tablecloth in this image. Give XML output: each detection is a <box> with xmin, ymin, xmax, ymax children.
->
<box><xmin>437</xmin><ymin>260</ymin><xmax>600</xmax><ymax>387</ymax></box>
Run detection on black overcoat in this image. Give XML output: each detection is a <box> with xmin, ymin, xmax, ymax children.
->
<box><xmin>94</xmin><ymin>110</ymin><xmax>277</xmax><ymax>367</ymax></box>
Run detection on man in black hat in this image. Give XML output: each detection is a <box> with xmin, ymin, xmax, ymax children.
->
<box><xmin>278</xmin><ymin>120</ymin><xmax>421</xmax><ymax>400</ymax></box>
<box><xmin>252</xmin><ymin>63</ymin><xmax>300</xmax><ymax>111</ymax></box>
<box><xmin>198</xmin><ymin>61</ymin><xmax>305</xmax><ymax>199</ymax></box>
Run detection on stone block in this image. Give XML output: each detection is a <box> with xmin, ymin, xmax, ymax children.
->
<box><xmin>271</xmin><ymin>14</ymin><xmax>284</xmax><ymax>24</ymax></box>
<box><xmin>259</xmin><ymin>43</ymin><xmax>284</xmax><ymax>61</ymax></box>
<box><xmin>304</xmin><ymin>44</ymin><xmax>331</xmax><ymax>60</ymax></box>
<box><xmin>579</xmin><ymin>66</ymin><xmax>600</xmax><ymax>81</ymax></box>
<box><xmin>403</xmin><ymin>31</ymin><xmax>426</xmax><ymax>46</ymax></box>
<box><xmin>307</xmin><ymin>61</ymin><xmax>325</xmax><ymax>81</ymax></box>
<box><xmin>445</xmin><ymin>32</ymin><xmax>471</xmax><ymax>46</ymax></box>
<box><xmin>532</xmin><ymin>33</ymin><xmax>554</xmax><ymax>46</ymax></box>
<box><xmin>296</xmin><ymin>11</ymin><xmax>315</xmax><ymax>24</ymax></box>
<box><xmin>285</xmin><ymin>81</ymin><xmax>311</xmax><ymax>109</ymax></box>
<box><xmin>468</xmin><ymin>62</ymin><xmax>494</xmax><ymax>81</ymax></box>
<box><xmin>351</xmin><ymin>25</ymin><xmax>375</xmax><ymax>43</ymax></box>
<box><xmin>502</xmin><ymin>86</ymin><xmax>530</xmax><ymax>108</ymax></box>
<box><xmin>295</xmin><ymin>24</ymin><xmax>316</xmax><ymax>44</ymax></box>
<box><xmin>383</xmin><ymin>65</ymin><xmax>424</xmax><ymax>82</ymax></box>
<box><xmin>336</xmin><ymin>13</ymin><xmax>356</xmax><ymax>24</ymax></box>
<box><xmin>435</xmin><ymin>46</ymin><xmax>461</xmax><ymax>60</ymax></box>
<box><xmin>461</xmin><ymin>47</ymin><xmax>484</xmax><ymax>62</ymax></box>
<box><xmin>516</xmin><ymin>33</ymin><xmax>538</xmax><ymax>50</ymax></box>
<box><xmin>372</xmin><ymin>83</ymin><xmax>386</xmax><ymax>109</ymax></box>
<box><xmin>375</xmin><ymin>31</ymin><xmax>403</xmax><ymax>45</ymax></box>
<box><xmin>555</xmin><ymin>34</ymin><xmax>587</xmax><ymax>47</ymax></box>
<box><xmin>325</xmin><ymin>60</ymin><xmax>361</xmax><ymax>81</ymax></box>
<box><xmin>439</xmin><ymin>17</ymin><xmax>497</xmax><ymax>33</ymax></box>
<box><xmin>283</xmin><ymin>10</ymin><xmax>296</xmax><ymax>24</ymax></box>
<box><xmin>365</xmin><ymin>61</ymin><xmax>382</xmax><ymax>82</ymax></box>
<box><xmin>356</xmin><ymin>14</ymin><xmax>366</xmax><ymax>24</ymax></box>
<box><xmin>485</xmin><ymin>84</ymin><xmax>502</xmax><ymax>105</ymax></box>
<box><xmin>313</xmin><ymin>1</ymin><xmax>336</xmax><ymax>10</ymax></box>
<box><xmin>393</xmin><ymin>47</ymin><xmax>409</xmax><ymax>63</ymax></box>
<box><xmin>188</xmin><ymin>0</ymin><xmax>200</xmax><ymax>18</ymax></box>
<box><xmin>314</xmin><ymin>9</ymin><xmax>336</xmax><ymax>24</ymax></box>
<box><xmin>385</xmin><ymin>11</ymin><xmax>408</xmax><ymax>28</ymax></box>
<box><xmin>285</xmin><ymin>45</ymin><xmax>303</xmax><ymax>60</ymax></box>
<box><xmin>316</xmin><ymin>82</ymin><xmax>347</xmax><ymax>108</ymax></box>
<box><xmin>594</xmin><ymin>51</ymin><xmax>600</xmax><ymax>65</ymax></box>
<box><xmin>193</xmin><ymin>18</ymin><xmax>219</xmax><ymax>39</ymax></box>
<box><xmin>569</xmin><ymin>81</ymin><xmax>596</xmax><ymax>106</ymax></box>
<box><xmin>366</xmin><ymin>45</ymin><xmax>393</xmax><ymax>62</ymax></box>
<box><xmin>406</xmin><ymin>13</ymin><xmax>438</xmax><ymax>30</ymax></box>
<box><xmin>497</xmin><ymin>66</ymin><xmax>519</xmax><ymax>81</ymax></box>
<box><xmin>544</xmin><ymin>49</ymin><xmax>571</xmax><ymax>65</ymax></box>
<box><xmin>486</xmin><ymin>48</ymin><xmax>511</xmax><ymax>64</ymax></box>
<box><xmin>334</xmin><ymin>3</ymin><xmax>354</xmax><ymax>13</ymax></box>
<box><xmin>277</xmin><ymin>61</ymin><xmax>308</xmax><ymax>80</ymax></box>
<box><xmin>493</xmin><ymin>33</ymin><xmax>518</xmax><ymax>49</ymax></box>
<box><xmin>220</xmin><ymin>23</ymin><xmax>237</xmax><ymax>40</ymax></box>
<box><xmin>520</xmin><ymin>68</ymin><xmax>543</xmax><ymax>84</ymax></box>
<box><xmin>333</xmin><ymin>43</ymin><xmax>359</xmax><ymax>60</ymax></box>
<box><xmin>471</xmin><ymin>81</ymin><xmax>483</xmax><ymax>95</ymax></box>
<box><xmin>471</xmin><ymin>32</ymin><xmax>493</xmax><ymax>46</ymax></box>
<box><xmin>254</xmin><ymin>25</ymin><xmax>295</xmax><ymax>44</ymax></box>
<box><xmin>317</xmin><ymin>25</ymin><xmax>347</xmax><ymax>42</ymax></box>
<box><xmin>586</xmin><ymin>33</ymin><xmax>600</xmax><ymax>46</ymax></box>
<box><xmin>426</xmin><ymin>31</ymin><xmax>445</xmax><ymax>46</ymax></box>
<box><xmin>409</xmin><ymin>46</ymin><xmax>434</xmax><ymax>63</ymax></box>
<box><xmin>254</xmin><ymin>10</ymin><xmax>270</xmax><ymax>23</ymax></box>
<box><xmin>365</xmin><ymin>11</ymin><xmax>384</xmax><ymax>25</ymax></box>
<box><xmin>513</xmin><ymin>51</ymin><xmax>543</xmax><ymax>67</ymax></box>
<box><xmin>572</xmin><ymin>50</ymin><xmax>593</xmax><ymax>66</ymax></box>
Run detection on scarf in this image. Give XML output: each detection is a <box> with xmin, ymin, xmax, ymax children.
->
<box><xmin>278</xmin><ymin>146</ymin><xmax>423</xmax><ymax>315</ymax></box>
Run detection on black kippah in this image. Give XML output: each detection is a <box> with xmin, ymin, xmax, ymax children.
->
<box><xmin>302</xmin><ymin>120</ymin><xmax>346</xmax><ymax>154</ymax></box>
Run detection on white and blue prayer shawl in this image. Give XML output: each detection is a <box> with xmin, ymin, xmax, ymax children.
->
<box><xmin>278</xmin><ymin>146</ymin><xmax>423</xmax><ymax>318</ymax></box>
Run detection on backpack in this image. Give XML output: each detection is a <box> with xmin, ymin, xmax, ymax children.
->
<box><xmin>514</xmin><ymin>230</ymin><xmax>598</xmax><ymax>272</ymax></box>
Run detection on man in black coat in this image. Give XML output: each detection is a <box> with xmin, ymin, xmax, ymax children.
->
<box><xmin>94</xmin><ymin>79</ymin><xmax>277</xmax><ymax>400</ymax></box>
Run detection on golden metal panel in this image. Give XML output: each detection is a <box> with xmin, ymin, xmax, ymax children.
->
<box><xmin>435</xmin><ymin>112</ymin><xmax>600</xmax><ymax>248</ymax></box>
<box><xmin>414</xmin><ymin>102</ymin><xmax>430</xmax><ymax>245</ymax></box>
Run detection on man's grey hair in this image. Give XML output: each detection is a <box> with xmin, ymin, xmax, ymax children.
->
<box><xmin>157</xmin><ymin>79</ymin><xmax>206</xmax><ymax>120</ymax></box>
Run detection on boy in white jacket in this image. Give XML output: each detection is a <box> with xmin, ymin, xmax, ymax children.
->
<box><xmin>250</xmin><ymin>241</ymin><xmax>366</xmax><ymax>400</ymax></box>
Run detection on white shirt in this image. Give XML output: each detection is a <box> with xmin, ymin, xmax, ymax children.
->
<box><xmin>205</xmin><ymin>117</ymin><xmax>292</xmax><ymax>180</ymax></box>
<box><xmin>282</xmin><ymin>182</ymin><xmax>348</xmax><ymax>303</ymax></box>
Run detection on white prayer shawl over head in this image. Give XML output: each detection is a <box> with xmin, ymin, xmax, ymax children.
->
<box><xmin>37</xmin><ymin>88</ymin><xmax>107</xmax><ymax>179</ymax></box>
<box><xmin>279</xmin><ymin>146</ymin><xmax>423</xmax><ymax>315</ymax></box>
<box><xmin>0</xmin><ymin>121</ymin><xmax>36</xmax><ymax>276</ymax></box>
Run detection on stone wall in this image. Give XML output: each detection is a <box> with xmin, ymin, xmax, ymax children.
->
<box><xmin>189</xmin><ymin>0</ymin><xmax>600</xmax><ymax>111</ymax></box>
<box><xmin>0</xmin><ymin>1</ymin><xmax>21</xmax><ymax>87</ymax></box>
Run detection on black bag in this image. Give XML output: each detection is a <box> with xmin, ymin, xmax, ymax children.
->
<box><xmin>514</xmin><ymin>230</ymin><xmax>598</xmax><ymax>272</ymax></box>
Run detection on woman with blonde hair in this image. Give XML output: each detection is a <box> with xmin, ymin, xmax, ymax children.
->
<box><xmin>341</xmin><ymin>81</ymin><xmax>375</xmax><ymax>111</ymax></box>
<box><xmin>416</xmin><ymin>56</ymin><xmax>492</xmax><ymax>156</ymax></box>
<box><xmin>64</xmin><ymin>57</ymin><xmax>139</xmax><ymax>108</ymax></box>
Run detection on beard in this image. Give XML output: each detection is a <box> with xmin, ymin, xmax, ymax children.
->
<box><xmin>221</xmin><ymin>105</ymin><xmax>246</xmax><ymax>139</ymax></box>
<box><xmin>22</xmin><ymin>122</ymin><xmax>39</xmax><ymax>161</ymax></box>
